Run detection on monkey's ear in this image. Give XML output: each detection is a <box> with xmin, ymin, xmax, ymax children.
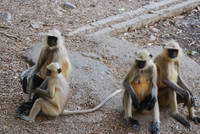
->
<box><xmin>162</xmin><ymin>43</ymin><xmax>166</xmax><ymax>48</ymax></box>
<box><xmin>149</xmin><ymin>54</ymin><xmax>153</xmax><ymax>58</ymax></box>
<box><xmin>57</xmin><ymin>68</ymin><xmax>62</xmax><ymax>73</ymax></box>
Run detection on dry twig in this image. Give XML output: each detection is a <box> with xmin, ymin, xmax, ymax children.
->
<box><xmin>0</xmin><ymin>31</ymin><xmax>18</xmax><ymax>40</ymax></box>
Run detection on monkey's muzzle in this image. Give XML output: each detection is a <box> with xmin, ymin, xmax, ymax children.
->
<box><xmin>168</xmin><ymin>49</ymin><xmax>178</xmax><ymax>59</ymax></box>
<box><xmin>47</xmin><ymin>36</ymin><xmax>57</xmax><ymax>47</ymax></box>
<box><xmin>136</xmin><ymin>60</ymin><xmax>146</xmax><ymax>69</ymax></box>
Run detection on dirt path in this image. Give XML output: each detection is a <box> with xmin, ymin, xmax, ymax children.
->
<box><xmin>0</xmin><ymin>0</ymin><xmax>200</xmax><ymax>134</ymax></box>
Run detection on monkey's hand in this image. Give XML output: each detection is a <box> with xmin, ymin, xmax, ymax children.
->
<box><xmin>132</xmin><ymin>97</ymin><xmax>140</xmax><ymax>110</ymax></box>
<box><xmin>26</xmin><ymin>73</ymin><xmax>35</xmax><ymax>90</ymax></box>
<box><xmin>123</xmin><ymin>81</ymin><xmax>140</xmax><ymax>110</ymax></box>
<box><xmin>138</xmin><ymin>95</ymin><xmax>156</xmax><ymax>111</ymax></box>
<box><xmin>151</xmin><ymin>121</ymin><xmax>160</xmax><ymax>134</ymax></box>
<box><xmin>182</xmin><ymin>91</ymin><xmax>189</xmax><ymax>107</ymax></box>
<box><xmin>145</xmin><ymin>96</ymin><xmax>156</xmax><ymax>110</ymax></box>
<box><xmin>126</xmin><ymin>117</ymin><xmax>140</xmax><ymax>131</ymax></box>
<box><xmin>190</xmin><ymin>117</ymin><xmax>200</xmax><ymax>124</ymax></box>
<box><xmin>188</xmin><ymin>91</ymin><xmax>195</xmax><ymax>107</ymax></box>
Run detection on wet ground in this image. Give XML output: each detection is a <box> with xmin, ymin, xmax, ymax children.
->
<box><xmin>0</xmin><ymin>0</ymin><xmax>200</xmax><ymax>134</ymax></box>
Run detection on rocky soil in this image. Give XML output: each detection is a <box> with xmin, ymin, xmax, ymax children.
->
<box><xmin>0</xmin><ymin>0</ymin><xmax>200</xmax><ymax>134</ymax></box>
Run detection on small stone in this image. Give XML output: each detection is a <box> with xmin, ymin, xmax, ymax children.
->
<box><xmin>63</xmin><ymin>2</ymin><xmax>76</xmax><ymax>9</ymax></box>
<box><xmin>175</xmin><ymin>15</ymin><xmax>184</xmax><ymax>19</ymax></box>
<box><xmin>124</xmin><ymin>32</ymin><xmax>128</xmax><ymax>36</ymax></box>
<box><xmin>151</xmin><ymin>28</ymin><xmax>159</xmax><ymax>33</ymax></box>
<box><xmin>150</xmin><ymin>35</ymin><xmax>156</xmax><ymax>41</ymax></box>
<box><xmin>148</xmin><ymin>10</ymin><xmax>154</xmax><ymax>14</ymax></box>
<box><xmin>31</xmin><ymin>21</ymin><xmax>44</xmax><ymax>29</ymax></box>
<box><xmin>90</xmin><ymin>4</ymin><xmax>96</xmax><ymax>7</ymax></box>
<box><xmin>0</xmin><ymin>12</ymin><xmax>11</xmax><ymax>21</ymax></box>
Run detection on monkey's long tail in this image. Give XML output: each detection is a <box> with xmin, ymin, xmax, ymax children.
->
<box><xmin>61</xmin><ymin>89</ymin><xmax>123</xmax><ymax>115</ymax></box>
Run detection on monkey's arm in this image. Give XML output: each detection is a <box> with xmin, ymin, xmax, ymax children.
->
<box><xmin>26</xmin><ymin>48</ymin><xmax>48</xmax><ymax>98</ymax></box>
<box><xmin>152</xmin><ymin>65</ymin><xmax>158</xmax><ymax>99</ymax></box>
<box><xmin>32</xmin><ymin>81</ymin><xmax>55</xmax><ymax>99</ymax></box>
<box><xmin>123</xmin><ymin>67</ymin><xmax>140</xmax><ymax>110</ymax></box>
<box><xmin>178</xmin><ymin>76</ymin><xmax>195</xmax><ymax>106</ymax></box>
<box><xmin>31</xmin><ymin>48</ymin><xmax>48</xmax><ymax>75</ymax></box>
<box><xmin>147</xmin><ymin>66</ymin><xmax>158</xmax><ymax>110</ymax></box>
<box><xmin>163</xmin><ymin>79</ymin><xmax>189</xmax><ymax>106</ymax></box>
<box><xmin>33</xmin><ymin>88</ymin><xmax>53</xmax><ymax>99</ymax></box>
<box><xmin>163</xmin><ymin>80</ymin><xmax>188</xmax><ymax>97</ymax></box>
<box><xmin>175</xmin><ymin>61</ymin><xmax>194</xmax><ymax>106</ymax></box>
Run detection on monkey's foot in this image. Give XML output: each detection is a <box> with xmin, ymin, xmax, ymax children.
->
<box><xmin>190</xmin><ymin>117</ymin><xmax>200</xmax><ymax>124</ymax></box>
<box><xmin>172</xmin><ymin>113</ymin><xmax>190</xmax><ymax>128</ymax></box>
<box><xmin>126</xmin><ymin>117</ymin><xmax>140</xmax><ymax>131</ymax></box>
<box><xmin>20</xmin><ymin>115</ymin><xmax>35</xmax><ymax>122</ymax></box>
<box><xmin>151</xmin><ymin>122</ymin><xmax>160</xmax><ymax>134</ymax></box>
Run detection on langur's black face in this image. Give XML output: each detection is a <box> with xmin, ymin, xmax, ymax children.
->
<box><xmin>168</xmin><ymin>49</ymin><xmax>178</xmax><ymax>59</ymax></box>
<box><xmin>136</xmin><ymin>60</ymin><xmax>146</xmax><ymax>69</ymax></box>
<box><xmin>47</xmin><ymin>36</ymin><xmax>58</xmax><ymax>47</ymax></box>
<box><xmin>46</xmin><ymin>69</ymin><xmax>51</xmax><ymax>76</ymax></box>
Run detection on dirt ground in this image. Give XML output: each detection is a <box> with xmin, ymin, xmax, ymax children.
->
<box><xmin>0</xmin><ymin>0</ymin><xmax>200</xmax><ymax>134</ymax></box>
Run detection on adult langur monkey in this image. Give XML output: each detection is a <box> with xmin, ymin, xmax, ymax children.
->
<box><xmin>17</xmin><ymin>29</ymin><xmax>71</xmax><ymax>116</ymax></box>
<box><xmin>154</xmin><ymin>40</ymin><xmax>200</xmax><ymax>128</ymax></box>
<box><xmin>21</xmin><ymin>29</ymin><xmax>71</xmax><ymax>99</ymax></box>
<box><xmin>19</xmin><ymin>62</ymin><xmax>122</xmax><ymax>122</ymax></box>
<box><xmin>123</xmin><ymin>50</ymin><xmax>160</xmax><ymax>134</ymax></box>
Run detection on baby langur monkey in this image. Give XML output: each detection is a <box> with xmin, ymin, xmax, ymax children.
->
<box><xmin>154</xmin><ymin>40</ymin><xmax>200</xmax><ymax>128</ymax></box>
<box><xmin>21</xmin><ymin>29</ymin><xmax>71</xmax><ymax>100</ymax></box>
<box><xmin>20</xmin><ymin>62</ymin><xmax>70</xmax><ymax>122</ymax></box>
<box><xmin>123</xmin><ymin>50</ymin><xmax>160</xmax><ymax>134</ymax></box>
<box><xmin>19</xmin><ymin>62</ymin><xmax>123</xmax><ymax>122</ymax></box>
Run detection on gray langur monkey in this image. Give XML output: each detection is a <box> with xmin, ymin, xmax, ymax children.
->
<box><xmin>123</xmin><ymin>50</ymin><xmax>160</xmax><ymax>134</ymax></box>
<box><xmin>154</xmin><ymin>40</ymin><xmax>200</xmax><ymax>128</ymax></box>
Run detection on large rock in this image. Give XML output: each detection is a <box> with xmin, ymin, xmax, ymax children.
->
<box><xmin>21</xmin><ymin>43</ymin><xmax>122</xmax><ymax>111</ymax></box>
<box><xmin>88</xmin><ymin>34</ymin><xmax>200</xmax><ymax>103</ymax></box>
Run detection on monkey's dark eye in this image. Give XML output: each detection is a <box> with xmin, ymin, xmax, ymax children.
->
<box><xmin>57</xmin><ymin>68</ymin><xmax>62</xmax><ymax>74</ymax></box>
<box><xmin>136</xmin><ymin>60</ymin><xmax>146</xmax><ymax>69</ymax></box>
<box><xmin>46</xmin><ymin>68</ymin><xmax>52</xmax><ymax>75</ymax></box>
<box><xmin>168</xmin><ymin>49</ymin><xmax>178</xmax><ymax>58</ymax></box>
<box><xmin>47</xmin><ymin>36</ymin><xmax>57</xmax><ymax>47</ymax></box>
<box><xmin>149</xmin><ymin>54</ymin><xmax>153</xmax><ymax>58</ymax></box>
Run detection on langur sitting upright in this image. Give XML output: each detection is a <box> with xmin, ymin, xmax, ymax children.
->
<box><xmin>123</xmin><ymin>50</ymin><xmax>160</xmax><ymax>134</ymax></box>
<box><xmin>20</xmin><ymin>62</ymin><xmax>70</xmax><ymax>122</ymax></box>
<box><xmin>154</xmin><ymin>40</ymin><xmax>200</xmax><ymax>128</ymax></box>
<box><xmin>17</xmin><ymin>29</ymin><xmax>71</xmax><ymax>116</ymax></box>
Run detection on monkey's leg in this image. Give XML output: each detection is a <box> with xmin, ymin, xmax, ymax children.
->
<box><xmin>158</xmin><ymin>89</ymin><xmax>169</xmax><ymax>107</ymax></box>
<box><xmin>163</xmin><ymin>80</ymin><xmax>189</xmax><ymax>106</ymax></box>
<box><xmin>177</xmin><ymin>94</ymin><xmax>200</xmax><ymax>124</ymax></box>
<box><xmin>169</xmin><ymin>90</ymin><xmax>190</xmax><ymax>128</ymax></box>
<box><xmin>187</xmin><ymin>106</ymin><xmax>200</xmax><ymax>124</ymax></box>
<box><xmin>20</xmin><ymin>67</ymin><xmax>34</xmax><ymax>81</ymax></box>
<box><xmin>20</xmin><ymin>98</ymin><xmax>59</xmax><ymax>122</ymax></box>
<box><xmin>151</xmin><ymin>101</ymin><xmax>160</xmax><ymax>134</ymax></box>
<box><xmin>123</xmin><ymin>90</ymin><xmax>140</xmax><ymax>130</ymax></box>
